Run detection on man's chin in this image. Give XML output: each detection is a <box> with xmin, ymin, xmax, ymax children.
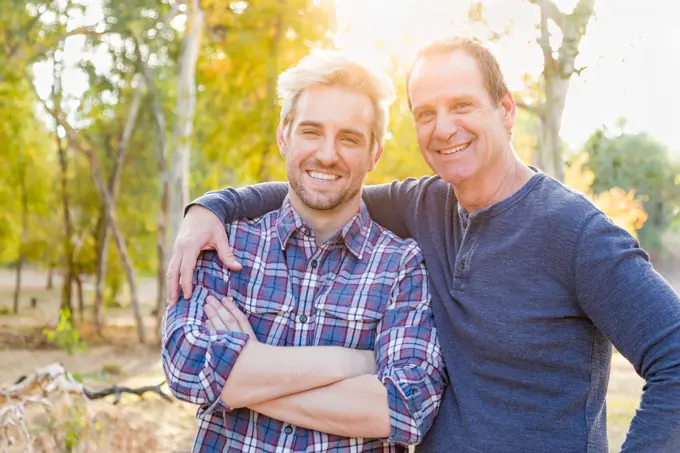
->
<box><xmin>301</xmin><ymin>197</ymin><xmax>344</xmax><ymax>211</ymax></box>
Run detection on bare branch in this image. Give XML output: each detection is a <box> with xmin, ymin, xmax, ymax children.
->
<box><xmin>528</xmin><ymin>0</ymin><xmax>566</xmax><ymax>28</ymax></box>
<box><xmin>133</xmin><ymin>37</ymin><xmax>167</xmax><ymax>160</ymax></box>
<box><xmin>83</xmin><ymin>382</ymin><xmax>172</xmax><ymax>404</ymax></box>
<box><xmin>556</xmin><ymin>0</ymin><xmax>596</xmax><ymax>76</ymax></box>
<box><xmin>537</xmin><ymin>5</ymin><xmax>556</xmax><ymax>71</ymax></box>
<box><xmin>64</xmin><ymin>25</ymin><xmax>109</xmax><ymax>39</ymax></box>
<box><xmin>118</xmin><ymin>74</ymin><xmax>144</xmax><ymax>160</ymax></box>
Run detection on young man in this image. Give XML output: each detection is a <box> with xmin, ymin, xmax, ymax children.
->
<box><xmin>169</xmin><ymin>38</ymin><xmax>680</xmax><ymax>452</ymax></box>
<box><xmin>162</xmin><ymin>51</ymin><xmax>445</xmax><ymax>452</ymax></box>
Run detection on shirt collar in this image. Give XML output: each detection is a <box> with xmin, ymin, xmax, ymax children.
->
<box><xmin>275</xmin><ymin>197</ymin><xmax>372</xmax><ymax>260</ymax></box>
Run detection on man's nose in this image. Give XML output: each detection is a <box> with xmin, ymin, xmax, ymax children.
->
<box><xmin>317</xmin><ymin>138</ymin><xmax>338</xmax><ymax>165</ymax></box>
<box><xmin>433</xmin><ymin>113</ymin><xmax>459</xmax><ymax>143</ymax></box>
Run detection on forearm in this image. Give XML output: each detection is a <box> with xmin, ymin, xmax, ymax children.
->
<box><xmin>188</xmin><ymin>182</ymin><xmax>289</xmax><ymax>223</ymax></box>
<box><xmin>250</xmin><ymin>374</ymin><xmax>390</xmax><ymax>439</ymax></box>
<box><xmin>221</xmin><ymin>341</ymin><xmax>375</xmax><ymax>408</ymax></box>
<box><xmin>163</xmin><ymin>285</ymin><xmax>371</xmax><ymax>411</ymax></box>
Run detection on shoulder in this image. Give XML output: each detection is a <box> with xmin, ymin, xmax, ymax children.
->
<box><xmin>366</xmin><ymin>220</ymin><xmax>426</xmax><ymax>269</ymax></box>
<box><xmin>225</xmin><ymin>210</ymin><xmax>280</xmax><ymax>250</ymax></box>
<box><xmin>226</xmin><ymin>210</ymin><xmax>279</xmax><ymax>233</ymax></box>
<box><xmin>526</xmin><ymin>174</ymin><xmax>602</xmax><ymax>233</ymax></box>
<box><xmin>367</xmin><ymin>175</ymin><xmax>452</xmax><ymax>204</ymax></box>
<box><xmin>523</xmin><ymin>174</ymin><xmax>644</xmax><ymax>265</ymax></box>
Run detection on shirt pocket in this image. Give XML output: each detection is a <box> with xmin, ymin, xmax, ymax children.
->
<box><xmin>313</xmin><ymin>298</ymin><xmax>384</xmax><ymax>350</ymax></box>
<box><xmin>232</xmin><ymin>293</ymin><xmax>294</xmax><ymax>346</ymax></box>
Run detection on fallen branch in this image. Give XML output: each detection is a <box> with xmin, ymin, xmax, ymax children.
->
<box><xmin>2</xmin><ymin>363</ymin><xmax>172</xmax><ymax>452</ymax></box>
<box><xmin>84</xmin><ymin>382</ymin><xmax>172</xmax><ymax>404</ymax></box>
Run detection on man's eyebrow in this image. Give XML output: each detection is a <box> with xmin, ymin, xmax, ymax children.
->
<box><xmin>296</xmin><ymin>121</ymin><xmax>367</xmax><ymax>139</ymax></box>
<box><xmin>413</xmin><ymin>95</ymin><xmax>477</xmax><ymax>112</ymax></box>
<box><xmin>296</xmin><ymin>120</ymin><xmax>322</xmax><ymax>128</ymax></box>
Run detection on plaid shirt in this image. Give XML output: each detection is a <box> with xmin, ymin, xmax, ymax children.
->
<box><xmin>162</xmin><ymin>198</ymin><xmax>445</xmax><ymax>452</ymax></box>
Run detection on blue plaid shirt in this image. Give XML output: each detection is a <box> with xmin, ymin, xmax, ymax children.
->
<box><xmin>162</xmin><ymin>198</ymin><xmax>445</xmax><ymax>452</ymax></box>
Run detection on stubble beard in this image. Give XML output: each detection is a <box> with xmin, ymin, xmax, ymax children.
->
<box><xmin>288</xmin><ymin>164</ymin><xmax>364</xmax><ymax>211</ymax></box>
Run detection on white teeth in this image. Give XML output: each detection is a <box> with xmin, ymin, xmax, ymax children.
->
<box><xmin>440</xmin><ymin>143</ymin><xmax>469</xmax><ymax>155</ymax></box>
<box><xmin>308</xmin><ymin>171</ymin><xmax>340</xmax><ymax>181</ymax></box>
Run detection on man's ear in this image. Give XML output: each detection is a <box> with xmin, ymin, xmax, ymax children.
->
<box><xmin>368</xmin><ymin>144</ymin><xmax>384</xmax><ymax>172</ymax></box>
<box><xmin>276</xmin><ymin>125</ymin><xmax>288</xmax><ymax>156</ymax></box>
<box><xmin>500</xmin><ymin>91</ymin><xmax>516</xmax><ymax>131</ymax></box>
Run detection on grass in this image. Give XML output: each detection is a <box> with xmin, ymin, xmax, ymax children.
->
<box><xmin>606</xmin><ymin>395</ymin><xmax>639</xmax><ymax>452</ymax></box>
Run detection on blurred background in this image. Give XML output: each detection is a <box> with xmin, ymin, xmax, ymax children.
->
<box><xmin>0</xmin><ymin>0</ymin><xmax>678</xmax><ymax>451</ymax></box>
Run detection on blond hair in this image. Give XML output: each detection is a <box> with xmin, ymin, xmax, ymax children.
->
<box><xmin>277</xmin><ymin>51</ymin><xmax>396</xmax><ymax>152</ymax></box>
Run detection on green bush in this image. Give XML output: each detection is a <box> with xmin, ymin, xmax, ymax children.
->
<box><xmin>43</xmin><ymin>309</ymin><xmax>87</xmax><ymax>355</ymax></box>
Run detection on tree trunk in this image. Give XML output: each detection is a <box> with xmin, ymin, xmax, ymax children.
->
<box><xmin>536</xmin><ymin>77</ymin><xmax>569</xmax><ymax>180</ymax></box>
<box><xmin>12</xmin><ymin>168</ymin><xmax>28</xmax><ymax>314</ymax></box>
<box><xmin>86</xmin><ymin>142</ymin><xmax>146</xmax><ymax>343</ymax></box>
<box><xmin>56</xmin><ymin>134</ymin><xmax>74</xmax><ymax>315</ymax></box>
<box><xmin>52</xmin><ymin>53</ymin><xmax>74</xmax><ymax>315</ymax></box>
<box><xmin>93</xmin><ymin>79</ymin><xmax>143</xmax><ymax>335</ymax></box>
<box><xmin>168</xmin><ymin>0</ymin><xmax>204</xmax><ymax>246</ymax></box>
<box><xmin>74</xmin><ymin>271</ymin><xmax>84</xmax><ymax>321</ymax></box>
<box><xmin>46</xmin><ymin>263</ymin><xmax>53</xmax><ymax>290</ymax></box>
<box><xmin>529</xmin><ymin>0</ymin><xmax>596</xmax><ymax>182</ymax></box>
<box><xmin>134</xmin><ymin>17</ymin><xmax>176</xmax><ymax>341</ymax></box>
<box><xmin>139</xmin><ymin>58</ymin><xmax>170</xmax><ymax>336</ymax></box>
<box><xmin>257</xmin><ymin>0</ymin><xmax>284</xmax><ymax>181</ymax></box>
<box><xmin>142</xmin><ymin>59</ymin><xmax>170</xmax><ymax>340</ymax></box>
<box><xmin>46</xmin><ymin>107</ymin><xmax>147</xmax><ymax>344</ymax></box>
<box><xmin>156</xmin><ymin>184</ymin><xmax>169</xmax><ymax>337</ymax></box>
<box><xmin>93</xmin><ymin>212</ymin><xmax>110</xmax><ymax>334</ymax></box>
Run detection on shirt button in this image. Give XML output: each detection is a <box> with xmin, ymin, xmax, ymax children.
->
<box><xmin>303</xmin><ymin>228</ymin><xmax>312</xmax><ymax>237</ymax></box>
<box><xmin>310</xmin><ymin>260</ymin><xmax>318</xmax><ymax>268</ymax></box>
<box><xmin>284</xmin><ymin>425</ymin><xmax>293</xmax><ymax>435</ymax></box>
<box><xmin>459</xmin><ymin>259</ymin><xmax>465</xmax><ymax>270</ymax></box>
<box><xmin>299</xmin><ymin>314</ymin><xmax>308</xmax><ymax>323</ymax></box>
<box><xmin>463</xmin><ymin>221</ymin><xmax>468</xmax><ymax>229</ymax></box>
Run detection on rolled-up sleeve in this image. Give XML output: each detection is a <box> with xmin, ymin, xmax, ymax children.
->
<box><xmin>161</xmin><ymin>251</ymin><xmax>250</xmax><ymax>414</ymax></box>
<box><xmin>375</xmin><ymin>242</ymin><xmax>447</xmax><ymax>445</ymax></box>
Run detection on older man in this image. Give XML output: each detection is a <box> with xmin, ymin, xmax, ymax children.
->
<box><xmin>169</xmin><ymin>38</ymin><xmax>680</xmax><ymax>452</ymax></box>
<box><xmin>162</xmin><ymin>51</ymin><xmax>445</xmax><ymax>452</ymax></box>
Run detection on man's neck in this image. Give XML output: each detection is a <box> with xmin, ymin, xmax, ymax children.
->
<box><xmin>455</xmin><ymin>151</ymin><xmax>534</xmax><ymax>214</ymax></box>
<box><xmin>287</xmin><ymin>191</ymin><xmax>361</xmax><ymax>245</ymax></box>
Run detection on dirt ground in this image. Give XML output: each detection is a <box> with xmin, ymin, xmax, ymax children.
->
<box><xmin>0</xmin><ymin>269</ymin><xmax>197</xmax><ymax>452</ymax></box>
<box><xmin>1</xmin><ymin>239</ymin><xmax>679</xmax><ymax>452</ymax></box>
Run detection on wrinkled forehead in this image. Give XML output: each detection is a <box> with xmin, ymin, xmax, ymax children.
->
<box><xmin>408</xmin><ymin>51</ymin><xmax>489</xmax><ymax>109</ymax></box>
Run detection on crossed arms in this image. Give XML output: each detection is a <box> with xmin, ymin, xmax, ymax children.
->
<box><xmin>162</xmin><ymin>246</ymin><xmax>446</xmax><ymax>444</ymax></box>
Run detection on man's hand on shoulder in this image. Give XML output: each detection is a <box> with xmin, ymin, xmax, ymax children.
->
<box><xmin>166</xmin><ymin>205</ymin><xmax>242</xmax><ymax>304</ymax></box>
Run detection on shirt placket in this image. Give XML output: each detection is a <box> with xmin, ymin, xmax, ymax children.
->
<box><xmin>293</xmin><ymin>227</ymin><xmax>326</xmax><ymax>348</ymax></box>
<box><xmin>453</xmin><ymin>207</ymin><xmax>476</xmax><ymax>291</ymax></box>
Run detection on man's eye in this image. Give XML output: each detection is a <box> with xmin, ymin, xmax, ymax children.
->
<box><xmin>302</xmin><ymin>130</ymin><xmax>319</xmax><ymax>136</ymax></box>
<box><xmin>454</xmin><ymin>103</ymin><xmax>471</xmax><ymax>110</ymax></box>
<box><xmin>341</xmin><ymin>137</ymin><xmax>359</xmax><ymax>144</ymax></box>
<box><xmin>417</xmin><ymin>111</ymin><xmax>434</xmax><ymax>120</ymax></box>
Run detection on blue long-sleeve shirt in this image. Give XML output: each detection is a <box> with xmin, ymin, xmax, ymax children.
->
<box><xmin>192</xmin><ymin>171</ymin><xmax>680</xmax><ymax>452</ymax></box>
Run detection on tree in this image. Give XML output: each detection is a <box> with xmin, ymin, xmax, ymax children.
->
<box><xmin>565</xmin><ymin>153</ymin><xmax>648</xmax><ymax>238</ymax></box>
<box><xmin>192</xmin><ymin>0</ymin><xmax>335</xmax><ymax>192</ymax></box>
<box><xmin>516</xmin><ymin>0</ymin><xmax>596</xmax><ymax>181</ymax></box>
<box><xmin>583</xmin><ymin>127</ymin><xmax>680</xmax><ymax>250</ymax></box>
<box><xmin>168</xmin><ymin>0</ymin><xmax>204</xmax><ymax>248</ymax></box>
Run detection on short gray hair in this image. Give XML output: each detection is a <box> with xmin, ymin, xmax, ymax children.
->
<box><xmin>277</xmin><ymin>51</ymin><xmax>396</xmax><ymax>152</ymax></box>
